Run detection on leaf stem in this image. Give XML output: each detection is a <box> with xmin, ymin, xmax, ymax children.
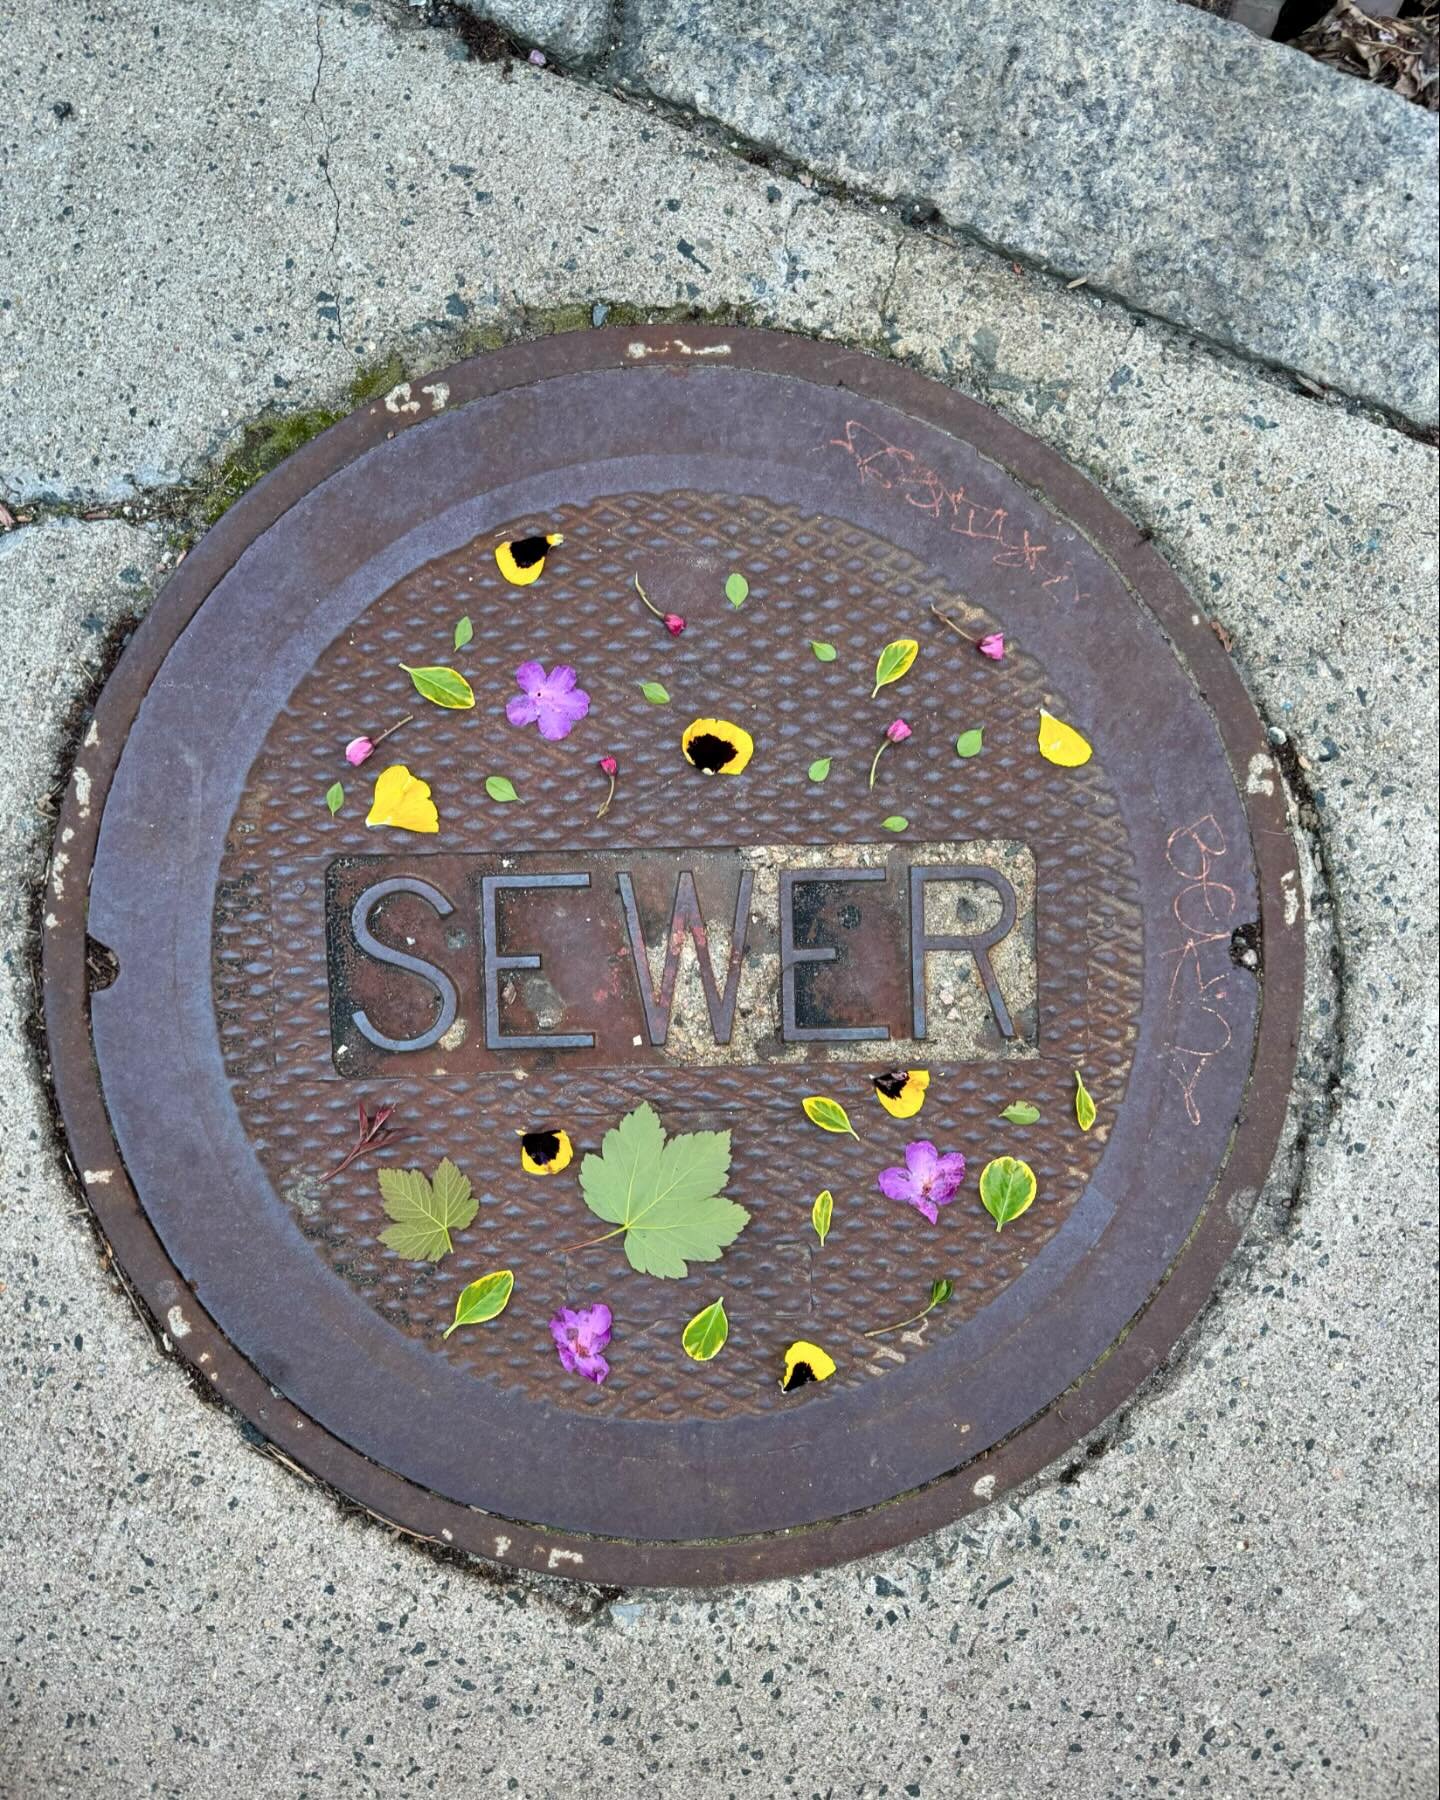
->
<box><xmin>863</xmin><ymin>1299</ymin><xmax>938</xmax><ymax>1337</ymax></box>
<box><xmin>371</xmin><ymin>712</ymin><xmax>414</xmax><ymax>748</ymax></box>
<box><xmin>868</xmin><ymin>739</ymin><xmax>888</xmax><ymax>789</ymax></box>
<box><xmin>595</xmin><ymin>771</ymin><xmax>616</xmax><ymax>819</ymax></box>
<box><xmin>929</xmin><ymin>601</ymin><xmax>980</xmax><ymax>644</ymax></box>
<box><xmin>551</xmin><ymin>1225</ymin><xmax>627</xmax><ymax>1255</ymax></box>
<box><xmin>633</xmin><ymin>573</ymin><xmax>664</xmax><ymax>620</ymax></box>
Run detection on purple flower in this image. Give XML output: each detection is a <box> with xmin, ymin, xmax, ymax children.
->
<box><xmin>506</xmin><ymin>661</ymin><xmax>591</xmax><ymax>741</ymax></box>
<box><xmin>877</xmin><ymin>1140</ymin><xmax>967</xmax><ymax>1224</ymax></box>
<box><xmin>885</xmin><ymin>717</ymin><xmax>912</xmax><ymax>743</ymax></box>
<box><xmin>978</xmin><ymin>632</ymin><xmax>1005</xmax><ymax>661</ymax></box>
<box><xmin>549</xmin><ymin>1302</ymin><xmax>612</xmax><ymax>1384</ymax></box>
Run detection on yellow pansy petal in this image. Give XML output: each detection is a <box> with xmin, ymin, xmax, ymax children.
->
<box><xmin>494</xmin><ymin>531</ymin><xmax>563</xmax><ymax>587</ymax></box>
<box><xmin>1037</xmin><ymin>710</ymin><xmax>1093</xmax><ymax>768</ymax></box>
<box><xmin>681</xmin><ymin>717</ymin><xmax>754</xmax><ymax>775</ymax></box>
<box><xmin>518</xmin><ymin>1128</ymin><xmax>573</xmax><ymax>1175</ymax></box>
<box><xmin>780</xmin><ymin>1340</ymin><xmax>836</xmax><ymax>1391</ymax></box>
<box><xmin>365</xmin><ymin>763</ymin><xmax>439</xmax><ymax>834</ymax></box>
<box><xmin>872</xmin><ymin>1069</ymin><xmax>929</xmax><ymax>1118</ymax></box>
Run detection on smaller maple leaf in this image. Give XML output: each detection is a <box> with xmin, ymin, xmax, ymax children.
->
<box><xmin>377</xmin><ymin>1158</ymin><xmax>477</xmax><ymax>1263</ymax></box>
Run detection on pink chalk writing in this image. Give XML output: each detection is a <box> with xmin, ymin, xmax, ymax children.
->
<box><xmin>1163</xmin><ymin>814</ymin><xmax>1236</xmax><ymax>1126</ymax></box>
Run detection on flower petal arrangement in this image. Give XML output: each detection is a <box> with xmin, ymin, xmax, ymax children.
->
<box><xmin>877</xmin><ymin>1140</ymin><xmax>967</xmax><ymax>1223</ymax></box>
<box><xmin>506</xmin><ymin>661</ymin><xmax>591</xmax><ymax>741</ymax></box>
<box><xmin>550</xmin><ymin>1302</ymin><xmax>612</xmax><ymax>1384</ymax></box>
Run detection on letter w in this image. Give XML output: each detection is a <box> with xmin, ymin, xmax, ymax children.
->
<box><xmin>616</xmin><ymin>869</ymin><xmax>754</xmax><ymax>1047</ymax></box>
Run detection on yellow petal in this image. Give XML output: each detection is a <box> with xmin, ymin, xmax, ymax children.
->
<box><xmin>873</xmin><ymin>1069</ymin><xmax>929</xmax><ymax>1118</ymax></box>
<box><xmin>365</xmin><ymin>763</ymin><xmax>439</xmax><ymax>834</ymax></box>
<box><xmin>780</xmin><ymin>1340</ymin><xmax>836</xmax><ymax>1391</ymax></box>
<box><xmin>681</xmin><ymin>717</ymin><xmax>754</xmax><ymax>775</ymax></box>
<box><xmin>518</xmin><ymin>1128</ymin><xmax>573</xmax><ymax>1175</ymax></box>
<box><xmin>494</xmin><ymin>532</ymin><xmax>563</xmax><ymax>587</ymax></box>
<box><xmin>1037</xmin><ymin>709</ymin><xmax>1093</xmax><ymax>768</ymax></box>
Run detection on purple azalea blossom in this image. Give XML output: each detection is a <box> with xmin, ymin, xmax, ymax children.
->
<box><xmin>877</xmin><ymin>1140</ymin><xmax>967</xmax><ymax>1224</ymax></box>
<box><xmin>549</xmin><ymin>1302</ymin><xmax>613</xmax><ymax>1384</ymax></box>
<box><xmin>506</xmin><ymin>661</ymin><xmax>591</xmax><ymax>741</ymax></box>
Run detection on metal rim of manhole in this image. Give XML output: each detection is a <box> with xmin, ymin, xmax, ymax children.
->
<box><xmin>43</xmin><ymin>326</ymin><xmax>1303</xmax><ymax>1587</ymax></box>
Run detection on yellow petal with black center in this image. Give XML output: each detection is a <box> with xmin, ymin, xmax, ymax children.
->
<box><xmin>872</xmin><ymin>1068</ymin><xmax>929</xmax><ymax>1118</ymax></box>
<box><xmin>681</xmin><ymin>717</ymin><xmax>754</xmax><ymax>775</ymax></box>
<box><xmin>518</xmin><ymin>1128</ymin><xmax>573</xmax><ymax>1175</ymax></box>
<box><xmin>494</xmin><ymin>531</ymin><xmax>563</xmax><ymax>587</ymax></box>
<box><xmin>365</xmin><ymin>763</ymin><xmax>439</xmax><ymax>834</ymax></box>
<box><xmin>780</xmin><ymin>1339</ymin><xmax>836</xmax><ymax>1392</ymax></box>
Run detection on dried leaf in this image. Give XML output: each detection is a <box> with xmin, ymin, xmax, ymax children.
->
<box><xmin>681</xmin><ymin>1298</ymin><xmax>729</xmax><ymax>1362</ymax></box>
<box><xmin>801</xmin><ymin>1095</ymin><xmax>859</xmax><ymax>1140</ymax></box>
<box><xmin>485</xmin><ymin>775</ymin><xmax>518</xmax><ymax>804</ymax></box>
<box><xmin>808</xmin><ymin>757</ymin><xmax>832</xmax><ymax>782</ymax></box>
<box><xmin>1037</xmin><ymin>709</ymin><xmax>1092</xmax><ymax>767</ymax></box>
<box><xmin>978</xmin><ymin>1156</ymin><xmax>1037</xmax><ymax>1232</ymax></box>
<box><xmin>378</xmin><ymin>1157</ymin><xmax>478</xmax><ymax>1262</ymax></box>
<box><xmin>871</xmin><ymin>637</ymin><xmax>919</xmax><ymax>697</ymax></box>
<box><xmin>1074</xmin><ymin>1069</ymin><xmax>1097</xmax><ymax>1133</ymax></box>
<box><xmin>881</xmin><ymin>815</ymin><xmax>908</xmax><ymax>833</ymax></box>
<box><xmin>399</xmin><ymin>664</ymin><xmax>476</xmax><ymax>709</ymax></box>
<box><xmin>810</xmin><ymin>640</ymin><xmax>837</xmax><ymax>662</ymax></box>
<box><xmin>725</xmin><ymin>572</ymin><xmax>749</xmax><ymax>608</ymax></box>
<box><xmin>454</xmin><ymin>615</ymin><xmax>474</xmax><ymax>651</ymax></box>
<box><xmin>999</xmin><ymin>1102</ymin><xmax>1040</xmax><ymax>1126</ymax></box>
<box><xmin>955</xmin><ymin>728</ymin><xmax>984</xmax><ymax>759</ymax></box>
<box><xmin>811</xmin><ymin>1188</ymin><xmax>834</xmax><ymax>1246</ymax></box>
<box><xmin>638</xmin><ymin>681</ymin><xmax>671</xmax><ymax>705</ymax></box>
<box><xmin>442</xmin><ymin>1269</ymin><xmax>514</xmax><ymax>1338</ymax></box>
<box><xmin>325</xmin><ymin>781</ymin><xmax>345</xmax><ymax>816</ymax></box>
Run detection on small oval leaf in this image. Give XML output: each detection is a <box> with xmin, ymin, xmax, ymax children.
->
<box><xmin>325</xmin><ymin>781</ymin><xmax>345</xmax><ymax>816</ymax></box>
<box><xmin>681</xmin><ymin>1297</ymin><xmax>729</xmax><ymax>1362</ymax></box>
<box><xmin>1000</xmin><ymin>1102</ymin><xmax>1040</xmax><ymax>1126</ymax></box>
<box><xmin>485</xmin><ymin>774</ymin><xmax>519</xmax><ymax>803</ymax></box>
<box><xmin>1074</xmin><ymin>1069</ymin><xmax>1097</xmax><ymax>1132</ymax></box>
<box><xmin>454</xmin><ymin>615</ymin><xmax>474</xmax><ymax>651</ymax></box>
<box><xmin>978</xmin><ymin>1156</ymin><xmax>1037</xmax><ymax>1231</ymax></box>
<box><xmin>808</xmin><ymin>757</ymin><xmax>832</xmax><ymax>783</ymax></box>
<box><xmin>638</xmin><ymin>681</ymin><xmax>671</xmax><ymax>705</ymax></box>
<box><xmin>881</xmin><ymin>815</ymin><xmax>909</xmax><ymax>833</ymax></box>
<box><xmin>399</xmin><ymin>664</ymin><xmax>476</xmax><ymax>709</ymax></box>
<box><xmin>810</xmin><ymin>640</ymin><xmax>837</xmax><ymax>662</ymax></box>
<box><xmin>725</xmin><ymin>572</ymin><xmax>749</xmax><ymax>608</ymax></box>
<box><xmin>801</xmin><ymin>1096</ymin><xmax>859</xmax><ymax>1140</ymax></box>
<box><xmin>871</xmin><ymin>637</ymin><xmax>918</xmax><ymax>697</ymax></box>
<box><xmin>811</xmin><ymin>1189</ymin><xmax>834</xmax><ymax>1247</ymax></box>
<box><xmin>955</xmin><ymin>728</ymin><xmax>984</xmax><ymax>759</ymax></box>
<box><xmin>442</xmin><ymin>1269</ymin><xmax>514</xmax><ymax>1338</ymax></box>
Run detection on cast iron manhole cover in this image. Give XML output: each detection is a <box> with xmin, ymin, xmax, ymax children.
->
<box><xmin>44</xmin><ymin>328</ymin><xmax>1302</xmax><ymax>1585</ymax></box>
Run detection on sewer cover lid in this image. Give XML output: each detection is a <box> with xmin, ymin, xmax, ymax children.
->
<box><xmin>45</xmin><ymin>328</ymin><xmax>1302</xmax><ymax>1585</ymax></box>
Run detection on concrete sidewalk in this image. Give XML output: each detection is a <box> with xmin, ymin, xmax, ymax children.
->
<box><xmin>1</xmin><ymin>3</ymin><xmax>1436</xmax><ymax>1795</ymax></box>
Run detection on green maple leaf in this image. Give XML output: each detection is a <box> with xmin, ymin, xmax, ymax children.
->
<box><xmin>577</xmin><ymin>1102</ymin><xmax>749</xmax><ymax>1279</ymax></box>
<box><xmin>377</xmin><ymin>1158</ymin><xmax>477</xmax><ymax>1262</ymax></box>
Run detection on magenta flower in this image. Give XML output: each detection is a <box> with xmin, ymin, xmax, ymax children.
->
<box><xmin>549</xmin><ymin>1302</ymin><xmax>612</xmax><ymax>1383</ymax></box>
<box><xmin>345</xmin><ymin>735</ymin><xmax>374</xmax><ymax>766</ymax></box>
<box><xmin>978</xmin><ymin>632</ymin><xmax>1005</xmax><ymax>661</ymax></box>
<box><xmin>885</xmin><ymin>717</ymin><xmax>912</xmax><ymax>743</ymax></box>
<box><xmin>663</xmin><ymin>612</ymin><xmax>686</xmax><ymax>637</ymax></box>
<box><xmin>595</xmin><ymin>755</ymin><xmax>618</xmax><ymax>819</ymax></box>
<box><xmin>506</xmin><ymin>661</ymin><xmax>591</xmax><ymax>741</ymax></box>
<box><xmin>877</xmin><ymin>1140</ymin><xmax>967</xmax><ymax>1224</ymax></box>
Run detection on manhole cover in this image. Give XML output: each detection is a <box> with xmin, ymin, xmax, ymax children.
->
<box><xmin>44</xmin><ymin>328</ymin><xmax>1302</xmax><ymax>1585</ymax></box>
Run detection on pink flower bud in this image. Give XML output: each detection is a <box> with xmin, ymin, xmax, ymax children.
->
<box><xmin>978</xmin><ymin>632</ymin><xmax>1005</xmax><ymax>661</ymax></box>
<box><xmin>598</xmin><ymin>755</ymin><xmax>619</xmax><ymax>777</ymax></box>
<box><xmin>885</xmin><ymin>718</ymin><xmax>912</xmax><ymax>743</ymax></box>
<box><xmin>664</xmin><ymin>613</ymin><xmax>686</xmax><ymax>637</ymax></box>
<box><xmin>344</xmin><ymin>736</ymin><xmax>375</xmax><ymax>766</ymax></box>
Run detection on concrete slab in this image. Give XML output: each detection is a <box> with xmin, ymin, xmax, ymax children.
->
<box><xmin>456</xmin><ymin>0</ymin><xmax>614</xmax><ymax>63</ymax></box>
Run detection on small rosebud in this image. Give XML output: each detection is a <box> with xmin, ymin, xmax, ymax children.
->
<box><xmin>978</xmin><ymin>632</ymin><xmax>1005</xmax><ymax>661</ymax></box>
<box><xmin>885</xmin><ymin>718</ymin><xmax>912</xmax><ymax>743</ymax></box>
<box><xmin>598</xmin><ymin>755</ymin><xmax>618</xmax><ymax>776</ymax></box>
<box><xmin>664</xmin><ymin>612</ymin><xmax>686</xmax><ymax>637</ymax></box>
<box><xmin>345</xmin><ymin>735</ymin><xmax>375</xmax><ymax>766</ymax></box>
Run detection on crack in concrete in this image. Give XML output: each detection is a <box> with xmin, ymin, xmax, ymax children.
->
<box><xmin>311</xmin><ymin>3</ymin><xmax>346</xmax><ymax>341</ymax></box>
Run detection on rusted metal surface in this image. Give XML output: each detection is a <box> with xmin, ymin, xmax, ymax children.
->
<box><xmin>42</xmin><ymin>327</ymin><xmax>1304</xmax><ymax>1585</ymax></box>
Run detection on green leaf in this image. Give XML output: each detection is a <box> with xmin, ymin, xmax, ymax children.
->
<box><xmin>681</xmin><ymin>1298</ymin><xmax>729</xmax><ymax>1362</ymax></box>
<box><xmin>577</xmin><ymin>1102</ymin><xmax>748</xmax><ymax>1280</ymax></box>
<box><xmin>1000</xmin><ymin>1102</ymin><xmax>1040</xmax><ymax>1126</ymax></box>
<box><xmin>638</xmin><ymin>681</ymin><xmax>670</xmax><ymax>705</ymax></box>
<box><xmin>807</xmin><ymin>757</ymin><xmax>832</xmax><ymax>783</ymax></box>
<box><xmin>378</xmin><ymin>1157</ymin><xmax>478</xmax><ymax>1263</ymax></box>
<box><xmin>485</xmin><ymin>775</ymin><xmax>518</xmax><ymax>803</ymax></box>
<box><xmin>325</xmin><ymin>781</ymin><xmax>345</xmax><ymax>816</ymax></box>
<box><xmin>801</xmin><ymin>1095</ymin><xmax>858</xmax><ymax>1140</ymax></box>
<box><xmin>871</xmin><ymin>637</ymin><xmax>918</xmax><ymax>698</ymax></box>
<box><xmin>454</xmin><ymin>615</ymin><xmax>474</xmax><ymax>651</ymax></box>
<box><xmin>1074</xmin><ymin>1069</ymin><xmax>1097</xmax><ymax>1132</ymax></box>
<box><xmin>955</xmin><ymin>729</ymin><xmax>984</xmax><ymax>759</ymax></box>
<box><xmin>929</xmin><ymin>1277</ymin><xmax>954</xmax><ymax>1308</ymax></box>
<box><xmin>725</xmin><ymin>572</ymin><xmax>749</xmax><ymax>608</ymax></box>
<box><xmin>811</xmin><ymin>1189</ymin><xmax>833</xmax><ymax>1247</ymax></box>
<box><xmin>881</xmin><ymin>815</ymin><xmax>909</xmax><ymax>833</ymax></box>
<box><xmin>978</xmin><ymin>1156</ymin><xmax>1037</xmax><ymax>1232</ymax></box>
<box><xmin>398</xmin><ymin>664</ymin><xmax>476</xmax><ymax>709</ymax></box>
<box><xmin>810</xmin><ymin>640</ymin><xmax>837</xmax><ymax>662</ymax></box>
<box><xmin>442</xmin><ymin>1269</ymin><xmax>513</xmax><ymax>1338</ymax></box>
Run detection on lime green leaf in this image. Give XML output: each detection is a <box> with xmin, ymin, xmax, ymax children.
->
<box><xmin>485</xmin><ymin>775</ymin><xmax>518</xmax><ymax>803</ymax></box>
<box><xmin>955</xmin><ymin>729</ymin><xmax>984</xmax><ymax>759</ymax></box>
<box><xmin>638</xmin><ymin>681</ymin><xmax>670</xmax><ymax>705</ymax></box>
<box><xmin>681</xmin><ymin>1298</ymin><xmax>729</xmax><ymax>1362</ymax></box>
<box><xmin>1074</xmin><ymin>1069</ymin><xmax>1097</xmax><ymax>1132</ymax></box>
<box><xmin>325</xmin><ymin>781</ymin><xmax>345</xmax><ymax>816</ymax></box>
<box><xmin>1000</xmin><ymin>1102</ymin><xmax>1040</xmax><ymax>1126</ymax></box>
<box><xmin>881</xmin><ymin>815</ymin><xmax>909</xmax><ymax>833</ymax></box>
<box><xmin>801</xmin><ymin>1095</ymin><xmax>858</xmax><ymax>1140</ymax></box>
<box><xmin>577</xmin><ymin>1102</ymin><xmax>748</xmax><ymax>1280</ymax></box>
<box><xmin>378</xmin><ymin>1158</ymin><xmax>478</xmax><ymax>1262</ymax></box>
<box><xmin>978</xmin><ymin>1156</ymin><xmax>1037</xmax><ymax>1232</ymax></box>
<box><xmin>811</xmin><ymin>1189</ymin><xmax>834</xmax><ymax>1247</ymax></box>
<box><xmin>808</xmin><ymin>757</ymin><xmax>832</xmax><ymax>782</ymax></box>
<box><xmin>725</xmin><ymin>572</ymin><xmax>749</xmax><ymax>608</ymax></box>
<box><xmin>863</xmin><ymin>1274</ymin><xmax>954</xmax><ymax>1336</ymax></box>
<box><xmin>399</xmin><ymin>664</ymin><xmax>475</xmax><ymax>709</ymax></box>
<box><xmin>442</xmin><ymin>1269</ymin><xmax>514</xmax><ymax>1338</ymax></box>
<box><xmin>871</xmin><ymin>637</ymin><xmax>918</xmax><ymax>698</ymax></box>
<box><xmin>810</xmin><ymin>640</ymin><xmax>837</xmax><ymax>662</ymax></box>
<box><xmin>454</xmin><ymin>615</ymin><xmax>474</xmax><ymax>651</ymax></box>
